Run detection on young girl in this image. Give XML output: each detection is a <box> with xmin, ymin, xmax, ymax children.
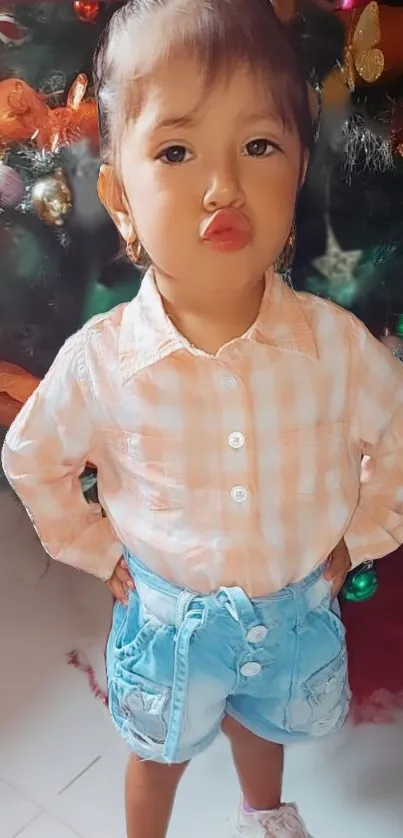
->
<box><xmin>3</xmin><ymin>1</ymin><xmax>403</xmax><ymax>836</ymax></box>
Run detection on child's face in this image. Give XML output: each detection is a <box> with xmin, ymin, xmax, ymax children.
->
<box><xmin>104</xmin><ymin>57</ymin><xmax>306</xmax><ymax>292</ymax></box>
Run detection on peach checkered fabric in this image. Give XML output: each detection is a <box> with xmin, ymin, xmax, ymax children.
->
<box><xmin>3</xmin><ymin>270</ymin><xmax>403</xmax><ymax>594</ymax></box>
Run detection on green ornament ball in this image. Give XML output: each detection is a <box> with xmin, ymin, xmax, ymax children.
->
<box><xmin>342</xmin><ymin>563</ymin><xmax>378</xmax><ymax>602</ymax></box>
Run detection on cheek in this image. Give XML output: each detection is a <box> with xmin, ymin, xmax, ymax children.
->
<box><xmin>251</xmin><ymin>166</ymin><xmax>298</xmax><ymax>230</ymax></box>
<box><xmin>251</xmin><ymin>160</ymin><xmax>299</xmax><ymax>206</ymax></box>
<box><xmin>125</xmin><ymin>172</ymin><xmax>193</xmax><ymax>260</ymax></box>
<box><xmin>127</xmin><ymin>169</ymin><xmax>189</xmax><ymax>228</ymax></box>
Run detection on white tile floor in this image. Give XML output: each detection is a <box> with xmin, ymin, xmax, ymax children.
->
<box><xmin>1</xmin><ymin>489</ymin><xmax>403</xmax><ymax>838</ymax></box>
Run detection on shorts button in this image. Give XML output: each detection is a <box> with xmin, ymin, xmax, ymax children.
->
<box><xmin>246</xmin><ymin>626</ymin><xmax>268</xmax><ymax>643</ymax></box>
<box><xmin>240</xmin><ymin>661</ymin><xmax>262</xmax><ymax>677</ymax></box>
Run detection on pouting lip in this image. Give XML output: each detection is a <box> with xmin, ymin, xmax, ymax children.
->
<box><xmin>200</xmin><ymin>208</ymin><xmax>252</xmax><ymax>242</ymax></box>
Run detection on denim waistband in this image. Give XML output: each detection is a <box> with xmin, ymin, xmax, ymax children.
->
<box><xmin>124</xmin><ymin>549</ymin><xmax>327</xmax><ymax>629</ymax></box>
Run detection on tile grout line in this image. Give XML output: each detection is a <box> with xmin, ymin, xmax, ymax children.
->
<box><xmin>58</xmin><ymin>755</ymin><xmax>102</xmax><ymax>795</ymax></box>
<box><xmin>2</xmin><ymin>775</ymin><xmax>83</xmax><ymax>838</ymax></box>
<box><xmin>0</xmin><ymin>775</ymin><xmax>46</xmax><ymax>835</ymax></box>
<box><xmin>12</xmin><ymin>812</ymin><xmax>42</xmax><ymax>838</ymax></box>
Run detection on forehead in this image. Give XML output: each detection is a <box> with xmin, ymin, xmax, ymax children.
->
<box><xmin>125</xmin><ymin>58</ymin><xmax>280</xmax><ymax>135</ymax></box>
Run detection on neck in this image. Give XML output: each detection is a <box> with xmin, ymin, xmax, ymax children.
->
<box><xmin>154</xmin><ymin>270</ymin><xmax>267</xmax><ymax>355</ymax></box>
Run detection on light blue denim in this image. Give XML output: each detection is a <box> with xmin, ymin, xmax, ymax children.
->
<box><xmin>106</xmin><ymin>551</ymin><xmax>351</xmax><ymax>763</ymax></box>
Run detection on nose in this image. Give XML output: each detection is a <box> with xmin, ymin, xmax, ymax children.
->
<box><xmin>203</xmin><ymin>159</ymin><xmax>244</xmax><ymax>212</ymax></box>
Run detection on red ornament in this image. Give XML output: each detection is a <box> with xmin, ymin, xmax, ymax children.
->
<box><xmin>73</xmin><ymin>0</ymin><xmax>100</xmax><ymax>23</ymax></box>
<box><xmin>0</xmin><ymin>11</ymin><xmax>28</xmax><ymax>45</ymax></box>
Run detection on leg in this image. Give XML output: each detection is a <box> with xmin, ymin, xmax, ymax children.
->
<box><xmin>222</xmin><ymin>716</ymin><xmax>283</xmax><ymax>811</ymax></box>
<box><xmin>125</xmin><ymin>754</ymin><xmax>188</xmax><ymax>838</ymax></box>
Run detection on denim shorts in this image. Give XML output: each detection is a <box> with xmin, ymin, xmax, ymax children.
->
<box><xmin>106</xmin><ymin>552</ymin><xmax>351</xmax><ymax>764</ymax></box>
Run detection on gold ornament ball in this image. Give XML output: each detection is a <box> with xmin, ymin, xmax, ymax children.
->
<box><xmin>31</xmin><ymin>168</ymin><xmax>72</xmax><ymax>227</ymax></box>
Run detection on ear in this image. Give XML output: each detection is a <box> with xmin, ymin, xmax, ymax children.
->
<box><xmin>98</xmin><ymin>164</ymin><xmax>134</xmax><ymax>242</ymax></box>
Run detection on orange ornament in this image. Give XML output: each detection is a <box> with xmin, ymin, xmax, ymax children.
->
<box><xmin>0</xmin><ymin>361</ymin><xmax>39</xmax><ymax>426</ymax></box>
<box><xmin>0</xmin><ymin>75</ymin><xmax>99</xmax><ymax>152</ymax></box>
<box><xmin>50</xmin><ymin>74</ymin><xmax>99</xmax><ymax>151</ymax></box>
<box><xmin>0</xmin><ymin>78</ymin><xmax>53</xmax><ymax>149</ymax></box>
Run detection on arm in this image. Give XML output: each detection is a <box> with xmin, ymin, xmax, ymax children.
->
<box><xmin>1</xmin><ymin>332</ymin><xmax>122</xmax><ymax>580</ymax></box>
<box><xmin>344</xmin><ymin>319</ymin><xmax>403</xmax><ymax>566</ymax></box>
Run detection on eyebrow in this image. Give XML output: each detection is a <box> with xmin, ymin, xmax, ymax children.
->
<box><xmin>150</xmin><ymin>108</ymin><xmax>282</xmax><ymax>134</ymax></box>
<box><xmin>240</xmin><ymin>110</ymin><xmax>282</xmax><ymax>125</ymax></box>
<box><xmin>152</xmin><ymin>112</ymin><xmax>200</xmax><ymax>132</ymax></box>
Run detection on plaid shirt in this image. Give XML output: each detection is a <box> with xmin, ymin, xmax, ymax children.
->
<box><xmin>3</xmin><ymin>269</ymin><xmax>403</xmax><ymax>595</ymax></box>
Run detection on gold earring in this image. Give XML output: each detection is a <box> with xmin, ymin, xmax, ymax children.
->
<box><xmin>126</xmin><ymin>238</ymin><xmax>145</xmax><ymax>265</ymax></box>
<box><xmin>275</xmin><ymin>220</ymin><xmax>296</xmax><ymax>277</ymax></box>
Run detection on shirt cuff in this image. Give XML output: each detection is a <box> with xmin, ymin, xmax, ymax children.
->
<box><xmin>54</xmin><ymin>516</ymin><xmax>123</xmax><ymax>580</ymax></box>
<box><xmin>344</xmin><ymin>504</ymin><xmax>403</xmax><ymax>567</ymax></box>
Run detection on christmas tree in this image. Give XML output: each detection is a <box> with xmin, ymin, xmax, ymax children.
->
<box><xmin>0</xmin><ymin>1</ymin><xmax>141</xmax><ymax>434</ymax></box>
<box><xmin>293</xmin><ymin>0</ymin><xmax>403</xmax><ymax>346</ymax></box>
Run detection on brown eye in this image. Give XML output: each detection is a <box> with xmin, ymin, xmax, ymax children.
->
<box><xmin>159</xmin><ymin>145</ymin><xmax>188</xmax><ymax>164</ymax></box>
<box><xmin>245</xmin><ymin>139</ymin><xmax>276</xmax><ymax>157</ymax></box>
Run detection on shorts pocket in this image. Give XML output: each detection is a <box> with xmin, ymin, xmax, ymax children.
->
<box><xmin>285</xmin><ymin>646</ymin><xmax>350</xmax><ymax>737</ymax></box>
<box><xmin>110</xmin><ymin>674</ymin><xmax>171</xmax><ymax>749</ymax></box>
<box><xmin>302</xmin><ymin>645</ymin><xmax>350</xmax><ymax>735</ymax></box>
<box><xmin>111</xmin><ymin>595</ymin><xmax>163</xmax><ymax>659</ymax></box>
<box><xmin>285</xmin><ymin>600</ymin><xmax>351</xmax><ymax>737</ymax></box>
<box><xmin>107</xmin><ymin>594</ymin><xmax>178</xmax><ymax>756</ymax></box>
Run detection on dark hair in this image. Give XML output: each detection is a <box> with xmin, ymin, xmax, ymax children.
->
<box><xmin>93</xmin><ymin>0</ymin><xmax>314</xmax><ymax>164</ymax></box>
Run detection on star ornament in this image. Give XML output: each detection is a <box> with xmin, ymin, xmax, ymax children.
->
<box><xmin>313</xmin><ymin>222</ymin><xmax>363</xmax><ymax>283</ymax></box>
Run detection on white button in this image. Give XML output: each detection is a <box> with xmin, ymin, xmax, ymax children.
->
<box><xmin>222</xmin><ymin>375</ymin><xmax>238</xmax><ymax>391</ymax></box>
<box><xmin>240</xmin><ymin>662</ymin><xmax>262</xmax><ymax>677</ymax></box>
<box><xmin>228</xmin><ymin>431</ymin><xmax>245</xmax><ymax>450</ymax></box>
<box><xmin>247</xmin><ymin>626</ymin><xmax>268</xmax><ymax>643</ymax></box>
<box><xmin>231</xmin><ymin>485</ymin><xmax>248</xmax><ymax>503</ymax></box>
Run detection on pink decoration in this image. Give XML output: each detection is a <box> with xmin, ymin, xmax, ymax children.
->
<box><xmin>0</xmin><ymin>162</ymin><xmax>24</xmax><ymax>208</ymax></box>
<box><xmin>339</xmin><ymin>0</ymin><xmax>370</xmax><ymax>10</ymax></box>
<box><xmin>67</xmin><ymin>650</ymin><xmax>108</xmax><ymax>706</ymax></box>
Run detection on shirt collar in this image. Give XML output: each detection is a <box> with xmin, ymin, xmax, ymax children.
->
<box><xmin>118</xmin><ymin>267</ymin><xmax>317</xmax><ymax>382</ymax></box>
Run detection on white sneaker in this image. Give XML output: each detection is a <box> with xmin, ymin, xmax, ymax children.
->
<box><xmin>232</xmin><ymin>802</ymin><xmax>312</xmax><ymax>837</ymax></box>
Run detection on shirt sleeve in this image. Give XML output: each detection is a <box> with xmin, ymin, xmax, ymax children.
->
<box><xmin>1</xmin><ymin>331</ymin><xmax>122</xmax><ymax>580</ymax></box>
<box><xmin>344</xmin><ymin>318</ymin><xmax>403</xmax><ymax>566</ymax></box>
